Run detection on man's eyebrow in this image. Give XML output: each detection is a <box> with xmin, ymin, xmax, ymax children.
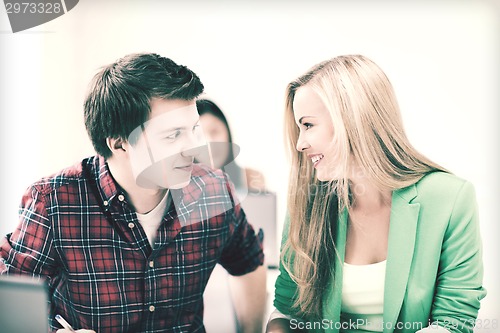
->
<box><xmin>298</xmin><ymin>116</ymin><xmax>316</xmax><ymax>124</ymax></box>
<box><xmin>157</xmin><ymin>120</ymin><xmax>200</xmax><ymax>134</ymax></box>
<box><xmin>158</xmin><ymin>127</ymin><xmax>184</xmax><ymax>134</ymax></box>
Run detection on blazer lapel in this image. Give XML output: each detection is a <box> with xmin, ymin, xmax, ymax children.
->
<box><xmin>323</xmin><ymin>209</ymin><xmax>348</xmax><ymax>333</ymax></box>
<box><xmin>383</xmin><ymin>184</ymin><xmax>420</xmax><ymax>333</ymax></box>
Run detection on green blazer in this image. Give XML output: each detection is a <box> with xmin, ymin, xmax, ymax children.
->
<box><xmin>274</xmin><ymin>172</ymin><xmax>486</xmax><ymax>333</ymax></box>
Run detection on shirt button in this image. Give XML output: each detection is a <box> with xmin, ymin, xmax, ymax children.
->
<box><xmin>103</xmin><ymin>200</ymin><xmax>109</xmax><ymax>206</ymax></box>
<box><xmin>149</xmin><ymin>305</ymin><xmax>155</xmax><ymax>312</ymax></box>
<box><xmin>149</xmin><ymin>261</ymin><xmax>154</xmax><ymax>268</ymax></box>
<box><xmin>118</xmin><ymin>194</ymin><xmax>125</xmax><ymax>202</ymax></box>
<box><xmin>128</xmin><ymin>222</ymin><xmax>135</xmax><ymax>229</ymax></box>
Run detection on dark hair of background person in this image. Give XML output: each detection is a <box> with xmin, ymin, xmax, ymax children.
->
<box><xmin>84</xmin><ymin>52</ymin><xmax>204</xmax><ymax>159</ymax></box>
<box><xmin>196</xmin><ymin>99</ymin><xmax>236</xmax><ymax>165</ymax></box>
<box><xmin>196</xmin><ymin>98</ymin><xmax>246</xmax><ymax>189</ymax></box>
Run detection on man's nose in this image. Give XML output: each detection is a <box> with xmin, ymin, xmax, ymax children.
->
<box><xmin>181</xmin><ymin>132</ymin><xmax>204</xmax><ymax>157</ymax></box>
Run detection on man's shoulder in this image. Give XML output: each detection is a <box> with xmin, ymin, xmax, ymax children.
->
<box><xmin>185</xmin><ymin>164</ymin><xmax>237</xmax><ymax>202</ymax></box>
<box><xmin>29</xmin><ymin>156</ymin><xmax>100</xmax><ymax>196</ymax></box>
<box><xmin>191</xmin><ymin>163</ymin><xmax>230</xmax><ymax>187</ymax></box>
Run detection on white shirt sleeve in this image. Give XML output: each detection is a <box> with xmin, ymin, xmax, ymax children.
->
<box><xmin>416</xmin><ymin>325</ymin><xmax>451</xmax><ymax>333</ymax></box>
<box><xmin>267</xmin><ymin>308</ymin><xmax>293</xmax><ymax>322</ymax></box>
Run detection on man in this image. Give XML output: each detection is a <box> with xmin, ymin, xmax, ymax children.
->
<box><xmin>0</xmin><ymin>53</ymin><xmax>266</xmax><ymax>333</ymax></box>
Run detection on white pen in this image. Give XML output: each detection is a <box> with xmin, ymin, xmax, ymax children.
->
<box><xmin>55</xmin><ymin>314</ymin><xmax>76</xmax><ymax>332</ymax></box>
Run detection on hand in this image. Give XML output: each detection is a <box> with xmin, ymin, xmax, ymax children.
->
<box><xmin>55</xmin><ymin>314</ymin><xmax>95</xmax><ymax>332</ymax></box>
<box><xmin>266</xmin><ymin>318</ymin><xmax>306</xmax><ymax>333</ymax></box>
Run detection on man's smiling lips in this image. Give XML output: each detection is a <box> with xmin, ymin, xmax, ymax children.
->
<box><xmin>175</xmin><ymin>163</ymin><xmax>193</xmax><ymax>172</ymax></box>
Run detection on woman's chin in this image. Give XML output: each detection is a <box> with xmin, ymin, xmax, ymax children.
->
<box><xmin>315</xmin><ymin>169</ymin><xmax>339</xmax><ymax>182</ymax></box>
<box><xmin>315</xmin><ymin>172</ymin><xmax>330</xmax><ymax>182</ymax></box>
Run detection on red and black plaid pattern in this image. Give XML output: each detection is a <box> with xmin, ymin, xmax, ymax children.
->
<box><xmin>0</xmin><ymin>155</ymin><xmax>264</xmax><ymax>333</ymax></box>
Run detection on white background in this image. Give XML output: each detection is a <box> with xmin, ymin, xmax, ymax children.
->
<box><xmin>1</xmin><ymin>0</ymin><xmax>498</xmax><ymax>330</ymax></box>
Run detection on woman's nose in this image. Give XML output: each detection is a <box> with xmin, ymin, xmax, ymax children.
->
<box><xmin>296</xmin><ymin>134</ymin><xmax>310</xmax><ymax>152</ymax></box>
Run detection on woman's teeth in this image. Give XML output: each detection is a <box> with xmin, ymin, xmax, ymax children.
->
<box><xmin>312</xmin><ymin>155</ymin><xmax>323</xmax><ymax>163</ymax></box>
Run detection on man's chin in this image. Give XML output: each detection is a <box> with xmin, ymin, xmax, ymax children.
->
<box><xmin>135</xmin><ymin>164</ymin><xmax>193</xmax><ymax>189</ymax></box>
<box><xmin>165</xmin><ymin>176</ymin><xmax>192</xmax><ymax>190</ymax></box>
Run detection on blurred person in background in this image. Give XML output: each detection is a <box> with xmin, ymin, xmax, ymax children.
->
<box><xmin>197</xmin><ymin>99</ymin><xmax>266</xmax><ymax>193</ymax></box>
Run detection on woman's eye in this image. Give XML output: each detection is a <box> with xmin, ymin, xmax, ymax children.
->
<box><xmin>193</xmin><ymin>124</ymin><xmax>200</xmax><ymax>133</ymax></box>
<box><xmin>304</xmin><ymin>123</ymin><xmax>313</xmax><ymax>130</ymax></box>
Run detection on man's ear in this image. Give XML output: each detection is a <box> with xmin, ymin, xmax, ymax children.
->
<box><xmin>106</xmin><ymin>137</ymin><xmax>128</xmax><ymax>154</ymax></box>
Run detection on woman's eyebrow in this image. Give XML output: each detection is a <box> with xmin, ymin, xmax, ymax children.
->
<box><xmin>298</xmin><ymin>116</ymin><xmax>316</xmax><ymax>125</ymax></box>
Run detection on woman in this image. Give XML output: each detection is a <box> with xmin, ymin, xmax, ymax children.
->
<box><xmin>267</xmin><ymin>55</ymin><xmax>485</xmax><ymax>333</ymax></box>
<box><xmin>196</xmin><ymin>98</ymin><xmax>266</xmax><ymax>192</ymax></box>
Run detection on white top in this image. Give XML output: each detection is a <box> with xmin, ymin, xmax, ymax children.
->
<box><xmin>135</xmin><ymin>191</ymin><xmax>169</xmax><ymax>247</ymax></box>
<box><xmin>268</xmin><ymin>261</ymin><xmax>385</xmax><ymax>331</ymax></box>
<box><xmin>268</xmin><ymin>258</ymin><xmax>450</xmax><ymax>333</ymax></box>
<box><xmin>340</xmin><ymin>260</ymin><xmax>386</xmax><ymax>332</ymax></box>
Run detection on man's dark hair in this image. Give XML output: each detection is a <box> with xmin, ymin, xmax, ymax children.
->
<box><xmin>84</xmin><ymin>53</ymin><xmax>204</xmax><ymax>159</ymax></box>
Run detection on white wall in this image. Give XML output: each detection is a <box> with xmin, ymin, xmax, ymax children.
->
<box><xmin>1</xmin><ymin>0</ymin><xmax>498</xmax><ymax>329</ymax></box>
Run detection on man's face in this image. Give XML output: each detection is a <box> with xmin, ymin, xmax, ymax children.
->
<box><xmin>127</xmin><ymin>98</ymin><xmax>205</xmax><ymax>189</ymax></box>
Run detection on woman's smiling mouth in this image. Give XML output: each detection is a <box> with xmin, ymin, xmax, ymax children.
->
<box><xmin>309</xmin><ymin>154</ymin><xmax>324</xmax><ymax>168</ymax></box>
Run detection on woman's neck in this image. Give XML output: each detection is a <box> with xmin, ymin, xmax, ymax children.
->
<box><xmin>351</xmin><ymin>182</ymin><xmax>391</xmax><ymax>212</ymax></box>
<box><xmin>348</xmin><ymin>166</ymin><xmax>392</xmax><ymax>212</ymax></box>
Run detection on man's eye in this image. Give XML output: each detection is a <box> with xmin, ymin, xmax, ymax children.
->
<box><xmin>165</xmin><ymin>130</ymin><xmax>181</xmax><ymax>140</ymax></box>
<box><xmin>193</xmin><ymin>124</ymin><xmax>200</xmax><ymax>133</ymax></box>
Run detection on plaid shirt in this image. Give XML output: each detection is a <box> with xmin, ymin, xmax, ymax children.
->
<box><xmin>0</xmin><ymin>155</ymin><xmax>264</xmax><ymax>333</ymax></box>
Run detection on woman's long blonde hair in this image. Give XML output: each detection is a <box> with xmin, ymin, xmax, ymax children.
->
<box><xmin>282</xmin><ymin>55</ymin><xmax>446</xmax><ymax>318</ymax></box>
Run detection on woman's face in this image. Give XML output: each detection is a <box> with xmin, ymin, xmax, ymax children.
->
<box><xmin>200</xmin><ymin>113</ymin><xmax>231</xmax><ymax>169</ymax></box>
<box><xmin>293</xmin><ymin>85</ymin><xmax>342</xmax><ymax>181</ymax></box>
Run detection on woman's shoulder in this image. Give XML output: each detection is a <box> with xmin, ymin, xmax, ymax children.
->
<box><xmin>414</xmin><ymin>171</ymin><xmax>476</xmax><ymax>202</ymax></box>
<box><xmin>417</xmin><ymin>171</ymin><xmax>470</xmax><ymax>189</ymax></box>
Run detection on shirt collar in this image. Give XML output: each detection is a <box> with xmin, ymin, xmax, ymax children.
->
<box><xmin>94</xmin><ymin>155</ymin><xmax>121</xmax><ymax>205</ymax></box>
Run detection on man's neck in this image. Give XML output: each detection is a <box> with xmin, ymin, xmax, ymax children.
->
<box><xmin>106</xmin><ymin>157</ymin><xmax>168</xmax><ymax>214</ymax></box>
